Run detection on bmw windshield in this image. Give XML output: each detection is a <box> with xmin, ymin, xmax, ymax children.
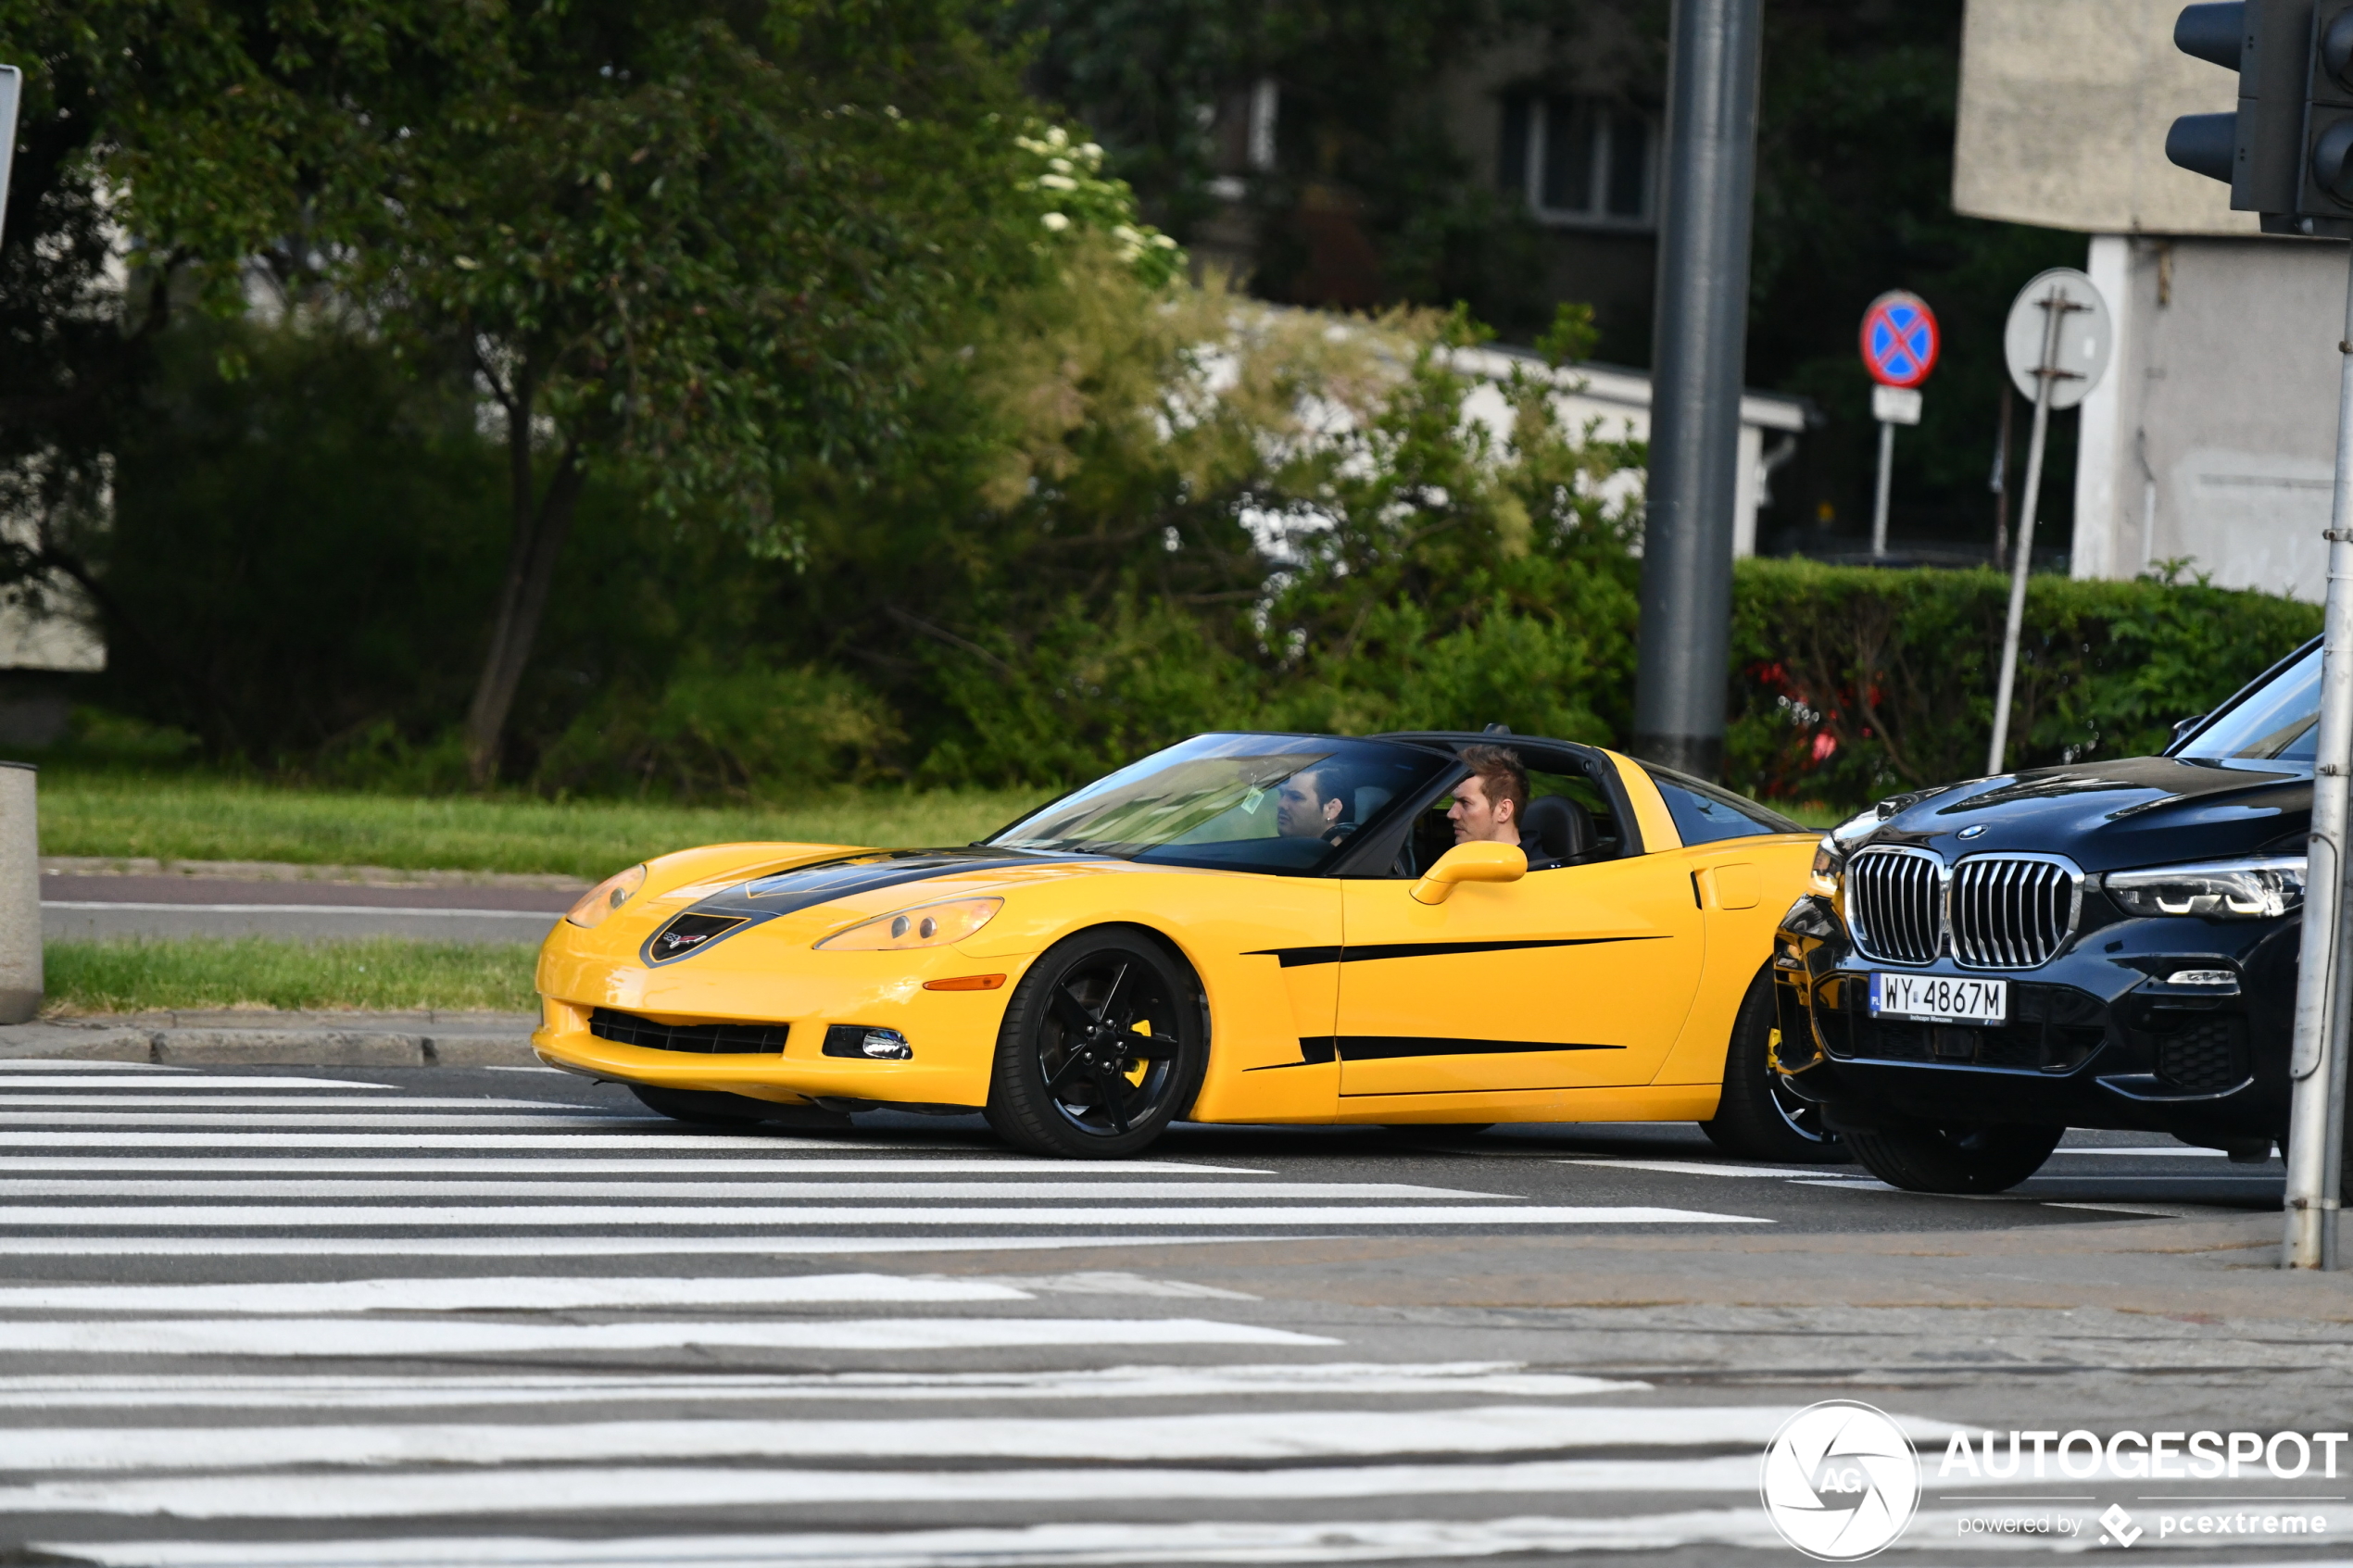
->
<box><xmin>2178</xmin><ymin>643</ymin><xmax>2321</xmax><ymax>764</ymax></box>
<box><xmin>985</xmin><ymin>733</ymin><xmax>1451</xmax><ymax>873</ymax></box>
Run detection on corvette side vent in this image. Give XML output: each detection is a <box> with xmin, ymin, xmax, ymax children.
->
<box><xmin>1846</xmin><ymin>847</ymin><xmax>1943</xmax><ymax>966</ymax></box>
<box><xmin>1950</xmin><ymin>855</ymin><xmax>2081</xmax><ymax>971</ymax></box>
<box><xmin>589</xmin><ymin>1008</ymin><xmax>789</xmax><ymax>1055</ymax></box>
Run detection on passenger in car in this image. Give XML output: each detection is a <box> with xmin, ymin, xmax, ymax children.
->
<box><xmin>1275</xmin><ymin>768</ymin><xmax>1348</xmax><ymax>842</ymax></box>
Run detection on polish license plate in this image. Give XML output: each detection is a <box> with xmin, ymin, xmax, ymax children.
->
<box><xmin>1869</xmin><ymin>972</ymin><xmax>2007</xmax><ymax>1026</ymax></box>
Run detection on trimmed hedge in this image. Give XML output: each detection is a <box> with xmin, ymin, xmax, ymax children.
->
<box><xmin>1727</xmin><ymin>559</ymin><xmax>2321</xmax><ymax>809</ymax></box>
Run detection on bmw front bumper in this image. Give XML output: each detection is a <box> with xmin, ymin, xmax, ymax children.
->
<box><xmin>1769</xmin><ymin>894</ymin><xmax>2298</xmax><ymax>1143</ymax></box>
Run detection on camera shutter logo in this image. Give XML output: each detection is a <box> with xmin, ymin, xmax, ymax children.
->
<box><xmin>1760</xmin><ymin>1399</ymin><xmax>1922</xmax><ymax>1560</ymax></box>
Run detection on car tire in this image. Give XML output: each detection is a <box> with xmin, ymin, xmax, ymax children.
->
<box><xmin>629</xmin><ymin>1085</ymin><xmax>849</xmax><ymax>1131</ymax></box>
<box><xmin>1842</xmin><ymin>1121</ymin><xmax>2063</xmax><ymax>1195</ymax></box>
<box><xmin>984</xmin><ymin>927</ymin><xmax>1208</xmax><ymax>1160</ymax></box>
<box><xmin>1699</xmin><ymin>968</ymin><xmax>1850</xmax><ymax>1164</ymax></box>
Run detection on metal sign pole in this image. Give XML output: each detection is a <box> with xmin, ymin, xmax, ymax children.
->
<box><xmin>2282</xmin><ymin>241</ymin><xmax>2353</xmax><ymax>1272</ymax></box>
<box><xmin>1870</xmin><ymin>418</ymin><xmax>1895</xmax><ymax>558</ymax></box>
<box><xmin>1985</xmin><ymin>288</ymin><xmax>2070</xmax><ymax>777</ymax></box>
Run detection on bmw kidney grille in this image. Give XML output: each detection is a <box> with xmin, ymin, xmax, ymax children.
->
<box><xmin>1847</xmin><ymin>847</ymin><xmax>2081</xmax><ymax>970</ymax></box>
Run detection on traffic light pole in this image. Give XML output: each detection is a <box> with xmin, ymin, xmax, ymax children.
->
<box><xmin>1632</xmin><ymin>0</ymin><xmax>1766</xmax><ymax>781</ymax></box>
<box><xmin>2282</xmin><ymin>241</ymin><xmax>2353</xmax><ymax>1271</ymax></box>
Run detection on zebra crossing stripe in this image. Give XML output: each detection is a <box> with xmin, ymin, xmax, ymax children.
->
<box><xmin>0</xmin><ymin>1077</ymin><xmax>399</xmax><ymax>1090</ymax></box>
<box><xmin>0</xmin><ymin>1362</ymin><xmax>1649</xmax><ymax>1409</ymax></box>
<box><xmin>0</xmin><ymin>1315</ymin><xmax>1340</xmax><ymax>1357</ymax></box>
<box><xmin>0</xmin><ymin>1204</ymin><xmax>1764</xmax><ymax>1227</ymax></box>
<box><xmin>10</xmin><ymin>1403</ymin><xmax>1853</xmax><ymax>1471</ymax></box>
<box><xmin>0</xmin><ymin>1132</ymin><xmax>1003</xmax><ymax>1148</ymax></box>
<box><xmin>0</xmin><ymin>1178</ymin><xmax>1497</xmax><ymax>1200</ymax></box>
<box><xmin>0</xmin><ymin>1454</ymin><xmax>1768</xmax><ymax>1517</ymax></box>
<box><xmin>0</xmin><ymin>1273</ymin><xmax>1034</xmax><ymax>1314</ymax></box>
<box><xmin>0</xmin><ymin>1157</ymin><xmax>1271</xmax><ymax>1174</ymax></box>
<box><xmin>22</xmin><ymin>1512</ymin><xmax>1791</xmax><ymax>1567</ymax></box>
<box><xmin>0</xmin><ymin>1234</ymin><xmax>1293</xmax><ymax>1257</ymax></box>
<box><xmin>0</xmin><ymin>1095</ymin><xmax>568</xmax><ymax>1109</ymax></box>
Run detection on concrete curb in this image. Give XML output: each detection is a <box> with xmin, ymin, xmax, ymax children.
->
<box><xmin>0</xmin><ymin>1013</ymin><xmax>540</xmax><ymax>1067</ymax></box>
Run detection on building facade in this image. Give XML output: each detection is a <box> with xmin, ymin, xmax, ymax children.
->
<box><xmin>1957</xmin><ymin>0</ymin><xmax>2346</xmax><ymax>599</ymax></box>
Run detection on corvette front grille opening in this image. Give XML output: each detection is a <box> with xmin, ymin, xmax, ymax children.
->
<box><xmin>588</xmin><ymin>1007</ymin><xmax>789</xmax><ymax>1055</ymax></box>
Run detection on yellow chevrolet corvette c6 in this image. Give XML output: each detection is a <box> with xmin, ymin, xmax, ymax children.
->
<box><xmin>534</xmin><ymin>731</ymin><xmax>1824</xmax><ymax>1160</ymax></box>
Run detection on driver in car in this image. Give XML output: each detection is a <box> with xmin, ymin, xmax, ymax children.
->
<box><xmin>1450</xmin><ymin>744</ymin><xmax>1564</xmax><ymax>870</ymax></box>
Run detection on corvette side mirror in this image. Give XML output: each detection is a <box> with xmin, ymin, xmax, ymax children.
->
<box><xmin>1412</xmin><ymin>842</ymin><xmax>1528</xmax><ymax>905</ymax></box>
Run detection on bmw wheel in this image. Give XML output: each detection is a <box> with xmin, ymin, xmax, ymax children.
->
<box><xmin>1700</xmin><ymin>969</ymin><xmax>1849</xmax><ymax>1163</ymax></box>
<box><xmin>1842</xmin><ymin>1121</ymin><xmax>2063</xmax><ymax>1195</ymax></box>
<box><xmin>985</xmin><ymin>928</ymin><xmax>1207</xmax><ymax>1160</ymax></box>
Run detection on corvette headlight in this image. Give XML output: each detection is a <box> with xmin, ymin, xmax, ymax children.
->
<box><xmin>565</xmin><ymin>864</ymin><xmax>647</xmax><ymax>929</ymax></box>
<box><xmin>1808</xmin><ymin>835</ymin><xmax>1843</xmax><ymax>897</ymax></box>
<box><xmin>2103</xmin><ymin>857</ymin><xmax>2306</xmax><ymax>921</ymax></box>
<box><xmin>815</xmin><ymin>897</ymin><xmax>1003</xmax><ymax>951</ymax></box>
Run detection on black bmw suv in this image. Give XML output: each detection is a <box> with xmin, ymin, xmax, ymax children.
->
<box><xmin>1774</xmin><ymin>636</ymin><xmax>2322</xmax><ymax>1194</ymax></box>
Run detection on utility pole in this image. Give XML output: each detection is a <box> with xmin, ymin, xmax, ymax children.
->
<box><xmin>2167</xmin><ymin>0</ymin><xmax>2353</xmax><ymax>1266</ymax></box>
<box><xmin>1631</xmin><ymin>0</ymin><xmax>1766</xmax><ymax>781</ymax></box>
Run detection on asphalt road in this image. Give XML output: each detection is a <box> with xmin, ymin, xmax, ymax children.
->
<box><xmin>3</xmin><ymin>1060</ymin><xmax>2350</xmax><ymax>1568</ymax></box>
<box><xmin>40</xmin><ymin>874</ymin><xmax>574</xmax><ymax>945</ymax></box>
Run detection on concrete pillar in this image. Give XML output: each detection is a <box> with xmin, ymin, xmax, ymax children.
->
<box><xmin>0</xmin><ymin>762</ymin><xmax>43</xmax><ymax>1022</ymax></box>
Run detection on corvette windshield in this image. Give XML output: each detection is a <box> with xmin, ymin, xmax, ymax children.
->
<box><xmin>2178</xmin><ymin>645</ymin><xmax>2321</xmax><ymax>762</ymax></box>
<box><xmin>986</xmin><ymin>733</ymin><xmax>1451</xmax><ymax>873</ymax></box>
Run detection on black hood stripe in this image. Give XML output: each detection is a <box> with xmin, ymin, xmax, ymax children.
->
<box><xmin>640</xmin><ymin>850</ymin><xmax>1076</xmax><ymax>967</ymax></box>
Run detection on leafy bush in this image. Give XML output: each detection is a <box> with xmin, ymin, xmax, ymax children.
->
<box><xmin>535</xmin><ymin>662</ymin><xmax>902</xmax><ymax>799</ymax></box>
<box><xmin>1729</xmin><ymin>559</ymin><xmax>2321</xmax><ymax>809</ymax></box>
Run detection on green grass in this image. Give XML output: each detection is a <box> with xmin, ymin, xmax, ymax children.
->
<box><xmin>46</xmin><ymin>938</ymin><xmax>538</xmax><ymax>1015</ymax></box>
<box><xmin>38</xmin><ymin>771</ymin><xmax>1053</xmax><ymax>881</ymax></box>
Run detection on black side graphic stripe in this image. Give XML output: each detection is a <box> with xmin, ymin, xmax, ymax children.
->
<box><xmin>1243</xmin><ymin>936</ymin><xmax>1666</xmax><ymax>968</ymax></box>
<box><xmin>1320</xmin><ymin>1035</ymin><xmax>1622</xmax><ymax>1060</ymax></box>
<box><xmin>1244</xmin><ymin>1037</ymin><xmax>1341</xmax><ymax>1072</ymax></box>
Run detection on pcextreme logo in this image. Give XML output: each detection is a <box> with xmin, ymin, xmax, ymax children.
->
<box><xmin>1761</xmin><ymin>1400</ymin><xmax>1923</xmax><ymax>1561</ymax></box>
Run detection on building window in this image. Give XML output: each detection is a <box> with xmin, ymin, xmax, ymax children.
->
<box><xmin>1497</xmin><ymin>93</ymin><xmax>1655</xmax><ymax>229</ymax></box>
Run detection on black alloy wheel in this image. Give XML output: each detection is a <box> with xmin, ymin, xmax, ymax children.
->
<box><xmin>1841</xmin><ymin>1121</ymin><xmax>2064</xmax><ymax>1195</ymax></box>
<box><xmin>1700</xmin><ymin>969</ymin><xmax>1850</xmax><ymax>1163</ymax></box>
<box><xmin>985</xmin><ymin>928</ymin><xmax>1207</xmax><ymax>1159</ymax></box>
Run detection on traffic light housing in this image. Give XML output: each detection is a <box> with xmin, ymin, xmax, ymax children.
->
<box><xmin>2167</xmin><ymin>0</ymin><xmax>2353</xmax><ymax>235</ymax></box>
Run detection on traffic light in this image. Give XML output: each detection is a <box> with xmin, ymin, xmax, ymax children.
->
<box><xmin>2167</xmin><ymin>0</ymin><xmax>2353</xmax><ymax>235</ymax></box>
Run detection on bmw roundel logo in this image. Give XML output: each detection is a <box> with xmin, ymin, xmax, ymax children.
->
<box><xmin>1957</xmin><ymin>824</ymin><xmax>1987</xmax><ymax>840</ymax></box>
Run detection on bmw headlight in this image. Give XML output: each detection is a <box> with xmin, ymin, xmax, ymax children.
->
<box><xmin>565</xmin><ymin>864</ymin><xmax>647</xmax><ymax>929</ymax></box>
<box><xmin>2102</xmin><ymin>856</ymin><xmax>2306</xmax><ymax>921</ymax></box>
<box><xmin>815</xmin><ymin>897</ymin><xmax>1003</xmax><ymax>951</ymax></box>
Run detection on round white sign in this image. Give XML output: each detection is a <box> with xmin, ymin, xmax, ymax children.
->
<box><xmin>1759</xmin><ymin>1399</ymin><xmax>1922</xmax><ymax>1561</ymax></box>
<box><xmin>2003</xmin><ymin>267</ymin><xmax>2112</xmax><ymax>410</ymax></box>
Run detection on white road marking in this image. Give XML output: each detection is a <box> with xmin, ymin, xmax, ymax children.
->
<box><xmin>1554</xmin><ymin>1159</ymin><xmax>1834</xmax><ymax>1179</ymax></box>
<box><xmin>0</xmin><ymin>1095</ymin><xmax>565</xmax><ymax>1109</ymax></box>
<box><xmin>24</xmin><ymin>1512</ymin><xmax>1792</xmax><ymax>1567</ymax></box>
<box><xmin>0</xmin><ymin>1204</ymin><xmax>1763</xmax><ymax>1227</ymax></box>
<box><xmin>0</xmin><ymin>1132</ymin><xmax>1024</xmax><ymax>1149</ymax></box>
<box><xmin>2047</xmin><ymin>1146</ymin><xmax>2233</xmax><ymax>1158</ymax></box>
<box><xmin>44</xmin><ymin>900</ymin><xmax>557</xmax><ymax>920</ymax></box>
<box><xmin>10</xmin><ymin>1404</ymin><xmax>1846</xmax><ymax>1471</ymax></box>
<box><xmin>0</xmin><ymin>1179</ymin><xmax>1500</xmax><ymax>1200</ymax></box>
<box><xmin>0</xmin><ymin>1234</ymin><xmax>1300</xmax><ymax>1258</ymax></box>
<box><xmin>0</xmin><ymin>1456</ymin><xmax>1770</xmax><ymax>1517</ymax></box>
<box><xmin>0</xmin><ymin>1315</ymin><xmax>1339</xmax><ymax>1357</ymax></box>
<box><xmin>0</xmin><ymin>1362</ymin><xmax>1651</xmax><ymax>1409</ymax></box>
<box><xmin>0</xmin><ymin>1273</ymin><xmax>1034</xmax><ymax>1314</ymax></box>
<box><xmin>0</xmin><ymin>1156</ymin><xmax>1266</xmax><ymax>1175</ymax></box>
<box><xmin>976</xmin><ymin>1271</ymin><xmax>1256</xmax><ymax>1299</ymax></box>
<box><xmin>0</xmin><ymin>1076</ymin><xmax>397</xmax><ymax>1090</ymax></box>
<box><xmin>0</xmin><ymin>1114</ymin><xmax>664</xmax><ymax>1127</ymax></box>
